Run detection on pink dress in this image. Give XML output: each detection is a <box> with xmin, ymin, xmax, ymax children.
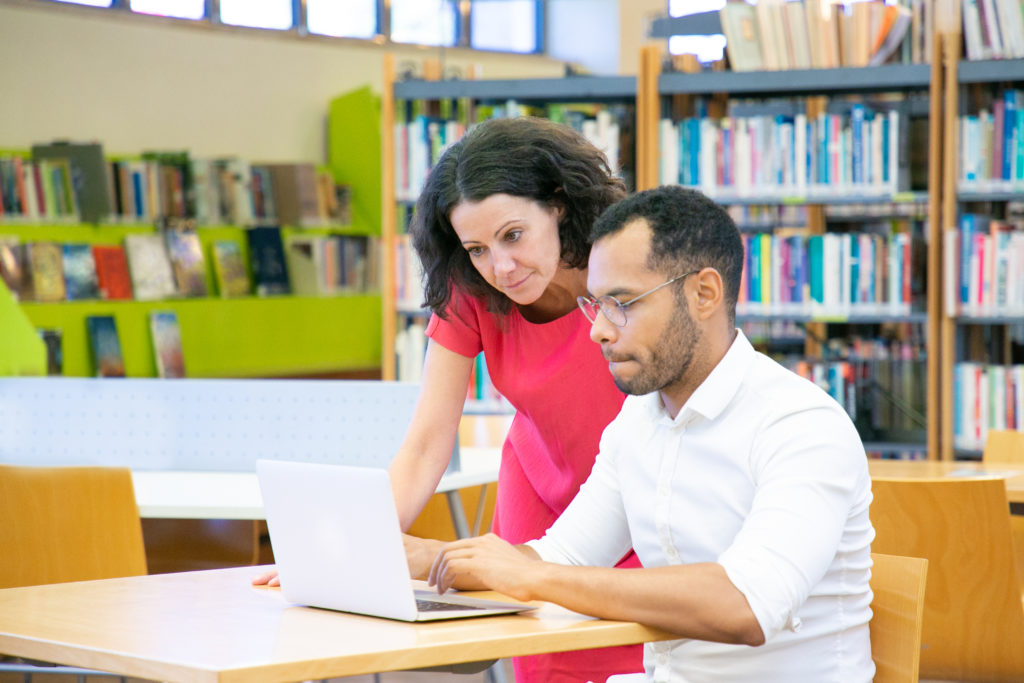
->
<box><xmin>426</xmin><ymin>288</ymin><xmax>643</xmax><ymax>683</ymax></box>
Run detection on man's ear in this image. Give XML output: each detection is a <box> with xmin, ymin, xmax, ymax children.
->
<box><xmin>692</xmin><ymin>268</ymin><xmax>724</xmax><ymax>320</ymax></box>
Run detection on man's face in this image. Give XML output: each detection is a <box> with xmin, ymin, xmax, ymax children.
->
<box><xmin>586</xmin><ymin>219</ymin><xmax>702</xmax><ymax>397</ymax></box>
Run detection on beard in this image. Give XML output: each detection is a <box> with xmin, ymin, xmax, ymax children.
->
<box><xmin>611</xmin><ymin>295</ymin><xmax>701</xmax><ymax>397</ymax></box>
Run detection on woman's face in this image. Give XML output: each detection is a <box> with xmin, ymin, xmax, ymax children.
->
<box><xmin>449</xmin><ymin>193</ymin><xmax>563</xmax><ymax>306</ymax></box>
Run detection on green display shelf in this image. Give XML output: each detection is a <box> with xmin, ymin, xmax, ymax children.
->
<box><xmin>0</xmin><ymin>278</ymin><xmax>46</xmax><ymax>376</ymax></box>
<box><xmin>20</xmin><ymin>294</ymin><xmax>382</xmax><ymax>378</ymax></box>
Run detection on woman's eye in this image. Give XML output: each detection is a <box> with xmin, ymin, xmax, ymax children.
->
<box><xmin>467</xmin><ymin>246</ymin><xmax>484</xmax><ymax>257</ymax></box>
<box><xmin>505</xmin><ymin>230</ymin><xmax>522</xmax><ymax>242</ymax></box>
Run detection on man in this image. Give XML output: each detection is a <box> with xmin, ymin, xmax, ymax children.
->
<box><xmin>415</xmin><ymin>186</ymin><xmax>875</xmax><ymax>682</ymax></box>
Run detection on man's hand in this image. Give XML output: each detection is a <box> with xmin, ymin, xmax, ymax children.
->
<box><xmin>427</xmin><ymin>533</ymin><xmax>541</xmax><ymax>599</ymax></box>
<box><xmin>251</xmin><ymin>569</ymin><xmax>280</xmax><ymax>587</ymax></box>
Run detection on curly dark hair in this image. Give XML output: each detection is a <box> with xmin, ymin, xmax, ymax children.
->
<box><xmin>410</xmin><ymin>116</ymin><xmax>627</xmax><ymax>317</ymax></box>
<box><xmin>590</xmin><ymin>185</ymin><xmax>744</xmax><ymax>325</ymax></box>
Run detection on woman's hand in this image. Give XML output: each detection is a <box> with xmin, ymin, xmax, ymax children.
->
<box><xmin>251</xmin><ymin>569</ymin><xmax>280</xmax><ymax>587</ymax></box>
<box><xmin>403</xmin><ymin>534</ymin><xmax>445</xmax><ymax>580</ymax></box>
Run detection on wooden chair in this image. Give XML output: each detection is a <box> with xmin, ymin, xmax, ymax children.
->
<box><xmin>869</xmin><ymin>552</ymin><xmax>928</xmax><ymax>683</ymax></box>
<box><xmin>0</xmin><ymin>464</ymin><xmax>147</xmax><ymax>681</ymax></box>
<box><xmin>871</xmin><ymin>476</ymin><xmax>1024</xmax><ymax>681</ymax></box>
<box><xmin>606</xmin><ymin>553</ymin><xmax>926</xmax><ymax>683</ymax></box>
<box><xmin>982</xmin><ymin>429</ymin><xmax>1024</xmax><ymax>597</ymax></box>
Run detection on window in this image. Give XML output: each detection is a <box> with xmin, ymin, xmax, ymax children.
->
<box><xmin>667</xmin><ymin>0</ymin><xmax>727</xmax><ymax>63</ymax></box>
<box><xmin>390</xmin><ymin>0</ymin><xmax>457</xmax><ymax>47</ymax></box>
<box><xmin>307</xmin><ymin>0</ymin><xmax>378</xmax><ymax>39</ymax></box>
<box><xmin>50</xmin><ymin>0</ymin><xmax>113</xmax><ymax>6</ymax></box>
<box><xmin>470</xmin><ymin>0</ymin><xmax>539</xmax><ymax>53</ymax></box>
<box><xmin>129</xmin><ymin>0</ymin><xmax>204</xmax><ymax>20</ymax></box>
<box><xmin>220</xmin><ymin>0</ymin><xmax>293</xmax><ymax>30</ymax></box>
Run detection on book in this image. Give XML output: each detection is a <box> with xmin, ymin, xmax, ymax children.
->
<box><xmin>30</xmin><ymin>141</ymin><xmax>111</xmax><ymax>223</ymax></box>
<box><xmin>0</xmin><ymin>236</ymin><xmax>29</xmax><ymax>300</ymax></box>
<box><xmin>721</xmin><ymin>1</ymin><xmax>764</xmax><ymax>72</ymax></box>
<box><xmin>26</xmin><ymin>241</ymin><xmax>66</xmax><ymax>302</ymax></box>
<box><xmin>266</xmin><ymin>163</ymin><xmax>322</xmax><ymax>227</ymax></box>
<box><xmin>285</xmin><ymin>236</ymin><xmax>326</xmax><ymax>296</ymax></box>
<box><xmin>149</xmin><ymin>311</ymin><xmax>186</xmax><ymax>379</ymax></box>
<box><xmin>85</xmin><ymin>314</ymin><xmax>126</xmax><ymax>378</ymax></box>
<box><xmin>211</xmin><ymin>240</ymin><xmax>251</xmax><ymax>297</ymax></box>
<box><xmin>247</xmin><ymin>226</ymin><xmax>291</xmax><ymax>296</ymax></box>
<box><xmin>124</xmin><ymin>234</ymin><xmax>177</xmax><ymax>301</ymax></box>
<box><xmin>37</xmin><ymin>328</ymin><xmax>63</xmax><ymax>376</ymax></box>
<box><xmin>164</xmin><ymin>230</ymin><xmax>209</xmax><ymax>297</ymax></box>
<box><xmin>62</xmin><ymin>243</ymin><xmax>101</xmax><ymax>301</ymax></box>
<box><xmin>92</xmin><ymin>244</ymin><xmax>133</xmax><ymax>300</ymax></box>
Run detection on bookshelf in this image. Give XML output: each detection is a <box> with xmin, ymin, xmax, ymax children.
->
<box><xmin>941</xmin><ymin>36</ymin><xmax>1024</xmax><ymax>459</ymax></box>
<box><xmin>380</xmin><ymin>55</ymin><xmax>638</xmax><ymax>416</ymax></box>
<box><xmin>0</xmin><ymin>88</ymin><xmax>384</xmax><ymax>380</ymax></box>
<box><xmin>635</xmin><ymin>23</ymin><xmax>942</xmax><ymax>458</ymax></box>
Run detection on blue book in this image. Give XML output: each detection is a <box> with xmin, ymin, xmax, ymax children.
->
<box><xmin>1016</xmin><ymin>107</ymin><xmax>1024</xmax><ymax>182</ymax></box>
<box><xmin>959</xmin><ymin>214</ymin><xmax>976</xmax><ymax>306</ymax></box>
<box><xmin>881</xmin><ymin>115</ymin><xmax>891</xmax><ymax>185</ymax></box>
<box><xmin>748</xmin><ymin>235</ymin><xmax>761</xmax><ymax>305</ymax></box>
<box><xmin>850</xmin><ymin>234</ymin><xmax>860</xmax><ymax>305</ymax></box>
<box><xmin>1003</xmin><ymin>90</ymin><xmax>1018</xmax><ymax>182</ymax></box>
<box><xmin>62</xmin><ymin>243</ymin><xmax>100</xmax><ymax>301</ymax></box>
<box><xmin>808</xmin><ymin>234</ymin><xmax>824</xmax><ymax>304</ymax></box>
<box><xmin>86</xmin><ymin>315</ymin><xmax>126</xmax><ymax>378</ymax></box>
<box><xmin>247</xmin><ymin>226</ymin><xmax>291</xmax><ymax>296</ymax></box>
<box><xmin>850</xmin><ymin>104</ymin><xmax>865</xmax><ymax>186</ymax></box>
<box><xmin>688</xmin><ymin>118</ymin><xmax>701</xmax><ymax>187</ymax></box>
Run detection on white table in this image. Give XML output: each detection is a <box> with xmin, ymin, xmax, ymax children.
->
<box><xmin>131</xmin><ymin>447</ymin><xmax>502</xmax><ymax>537</ymax></box>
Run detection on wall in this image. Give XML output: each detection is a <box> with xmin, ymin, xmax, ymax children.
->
<box><xmin>0</xmin><ymin>0</ymin><xmax>568</xmax><ymax>163</ymax></box>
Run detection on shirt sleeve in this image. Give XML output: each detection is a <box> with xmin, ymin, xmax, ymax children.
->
<box><xmin>424</xmin><ymin>289</ymin><xmax>484</xmax><ymax>359</ymax></box>
<box><xmin>716</xmin><ymin>402</ymin><xmax>870</xmax><ymax>641</ymax></box>
<box><xmin>526</xmin><ymin>415</ymin><xmax>633</xmax><ymax>567</ymax></box>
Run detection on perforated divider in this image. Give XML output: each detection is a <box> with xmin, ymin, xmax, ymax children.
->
<box><xmin>0</xmin><ymin>378</ymin><xmax>448</xmax><ymax>472</ymax></box>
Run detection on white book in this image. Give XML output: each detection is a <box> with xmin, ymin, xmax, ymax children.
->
<box><xmin>659</xmin><ymin>119</ymin><xmax>679</xmax><ymax>186</ymax></box>
<box><xmin>700</xmin><ymin>118</ymin><xmax>718</xmax><ymax>194</ymax></box>
<box><xmin>963</xmin><ymin>0</ymin><xmax>986</xmax><ymax>60</ymax></box>
<box><xmin>795</xmin><ymin>113</ymin><xmax>807</xmax><ymax>193</ymax></box>
<box><xmin>981</xmin><ymin>0</ymin><xmax>1006</xmax><ymax>57</ymax></box>
<box><xmin>19</xmin><ymin>161</ymin><xmax>40</xmax><ymax>221</ymax></box>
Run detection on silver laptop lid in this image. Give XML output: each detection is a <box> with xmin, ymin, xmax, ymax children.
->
<box><xmin>257</xmin><ymin>459</ymin><xmax>419</xmax><ymax>621</ymax></box>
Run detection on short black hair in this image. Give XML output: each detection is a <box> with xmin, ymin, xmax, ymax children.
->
<box><xmin>590</xmin><ymin>185</ymin><xmax>744</xmax><ymax>323</ymax></box>
<box><xmin>411</xmin><ymin>116</ymin><xmax>627</xmax><ymax>317</ymax></box>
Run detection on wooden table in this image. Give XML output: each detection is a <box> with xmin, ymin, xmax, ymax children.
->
<box><xmin>867</xmin><ymin>459</ymin><xmax>1024</xmax><ymax>504</ymax></box>
<box><xmin>0</xmin><ymin>566</ymin><xmax>673</xmax><ymax>683</ymax></box>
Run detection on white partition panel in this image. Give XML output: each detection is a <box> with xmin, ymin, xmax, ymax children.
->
<box><xmin>0</xmin><ymin>378</ymin><xmax>439</xmax><ymax>472</ymax></box>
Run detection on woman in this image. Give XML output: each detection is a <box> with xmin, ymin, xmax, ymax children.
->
<box><xmin>258</xmin><ymin>116</ymin><xmax>641</xmax><ymax>682</ymax></box>
<box><xmin>394</xmin><ymin>116</ymin><xmax>641</xmax><ymax>683</ymax></box>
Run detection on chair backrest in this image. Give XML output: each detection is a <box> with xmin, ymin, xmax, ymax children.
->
<box><xmin>0</xmin><ymin>464</ymin><xmax>147</xmax><ymax>589</ymax></box>
<box><xmin>869</xmin><ymin>552</ymin><xmax>928</xmax><ymax>683</ymax></box>
<box><xmin>983</xmin><ymin>429</ymin><xmax>1024</xmax><ymax>463</ymax></box>
<box><xmin>982</xmin><ymin>429</ymin><xmax>1024</xmax><ymax>599</ymax></box>
<box><xmin>870</xmin><ymin>476</ymin><xmax>1024</xmax><ymax>681</ymax></box>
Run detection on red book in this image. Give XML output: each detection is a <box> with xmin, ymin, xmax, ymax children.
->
<box><xmin>92</xmin><ymin>244</ymin><xmax>133</xmax><ymax>300</ymax></box>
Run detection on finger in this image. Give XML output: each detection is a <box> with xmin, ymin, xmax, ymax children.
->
<box><xmin>268</xmin><ymin>575</ymin><xmax>280</xmax><ymax>587</ymax></box>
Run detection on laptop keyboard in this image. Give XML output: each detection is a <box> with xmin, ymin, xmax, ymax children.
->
<box><xmin>416</xmin><ymin>598</ymin><xmax>490</xmax><ymax>612</ymax></box>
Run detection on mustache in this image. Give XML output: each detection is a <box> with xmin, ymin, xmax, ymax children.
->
<box><xmin>602</xmin><ymin>349</ymin><xmax>633</xmax><ymax>363</ymax></box>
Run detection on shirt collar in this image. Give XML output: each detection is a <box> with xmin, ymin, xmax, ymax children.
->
<box><xmin>640</xmin><ymin>329</ymin><xmax>755</xmax><ymax>425</ymax></box>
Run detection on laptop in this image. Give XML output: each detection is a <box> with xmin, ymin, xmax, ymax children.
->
<box><xmin>255</xmin><ymin>459</ymin><xmax>537</xmax><ymax>622</ymax></box>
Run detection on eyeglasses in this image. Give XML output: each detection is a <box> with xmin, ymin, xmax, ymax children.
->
<box><xmin>577</xmin><ymin>270</ymin><xmax>700</xmax><ymax>327</ymax></box>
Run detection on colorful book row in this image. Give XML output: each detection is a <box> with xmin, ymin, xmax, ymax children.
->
<box><xmin>393</xmin><ymin>234</ymin><xmax>425</xmax><ymax>311</ymax></box>
<box><xmin>943</xmin><ymin>214</ymin><xmax>1024</xmax><ymax>316</ymax></box>
<box><xmin>958</xmin><ymin>89</ymin><xmax>1024</xmax><ymax>191</ymax></box>
<box><xmin>721</xmin><ymin>0</ymin><xmax>915</xmax><ymax>73</ymax></box>
<box><xmin>962</xmin><ymin>0</ymin><xmax>1024</xmax><ymax>60</ymax></box>
<box><xmin>784</xmin><ymin>344</ymin><xmax>927</xmax><ymax>438</ymax></box>
<box><xmin>953</xmin><ymin>361</ymin><xmax>1024</xmax><ymax>450</ymax></box>
<box><xmin>0</xmin><ymin>228</ymin><xmax>380</xmax><ymax>304</ymax></box>
<box><xmin>660</xmin><ymin>104</ymin><xmax>908</xmax><ymax>199</ymax></box>
<box><xmin>0</xmin><ymin>144</ymin><xmax>351</xmax><ymax>228</ymax></box>
<box><xmin>737</xmin><ymin>230</ymin><xmax>923</xmax><ymax>315</ymax></box>
<box><xmin>393</xmin><ymin>103</ymin><xmax>627</xmax><ymax>203</ymax></box>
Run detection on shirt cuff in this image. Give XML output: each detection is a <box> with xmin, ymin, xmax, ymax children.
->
<box><xmin>717</xmin><ymin>548</ymin><xmax>802</xmax><ymax>641</ymax></box>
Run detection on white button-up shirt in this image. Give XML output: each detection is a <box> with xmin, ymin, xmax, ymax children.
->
<box><xmin>528</xmin><ymin>331</ymin><xmax>875</xmax><ymax>683</ymax></box>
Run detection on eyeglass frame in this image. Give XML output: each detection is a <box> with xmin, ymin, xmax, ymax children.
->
<box><xmin>576</xmin><ymin>269</ymin><xmax>701</xmax><ymax>327</ymax></box>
